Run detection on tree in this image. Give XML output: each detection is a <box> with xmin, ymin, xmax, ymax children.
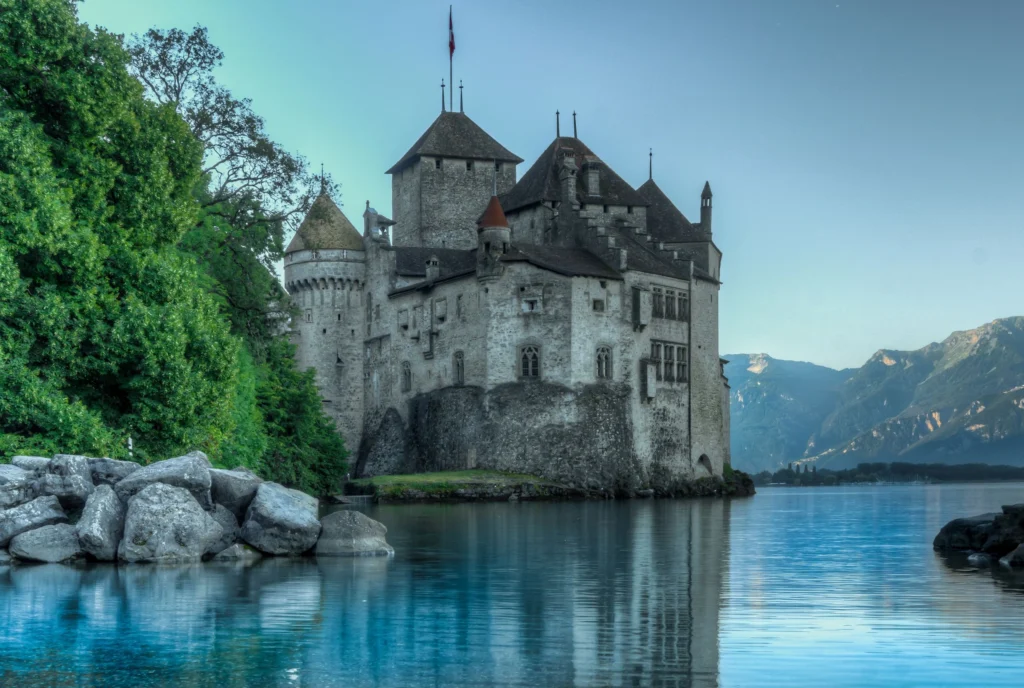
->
<box><xmin>0</xmin><ymin>0</ymin><xmax>238</xmax><ymax>461</ymax></box>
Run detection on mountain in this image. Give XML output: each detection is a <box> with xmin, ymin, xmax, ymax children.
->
<box><xmin>725</xmin><ymin>317</ymin><xmax>1024</xmax><ymax>473</ymax></box>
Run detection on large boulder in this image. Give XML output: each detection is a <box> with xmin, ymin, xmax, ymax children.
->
<box><xmin>0</xmin><ymin>464</ymin><xmax>36</xmax><ymax>509</ymax></box>
<box><xmin>76</xmin><ymin>485</ymin><xmax>126</xmax><ymax>561</ymax></box>
<box><xmin>205</xmin><ymin>504</ymin><xmax>239</xmax><ymax>556</ymax></box>
<box><xmin>316</xmin><ymin>510</ymin><xmax>394</xmax><ymax>557</ymax></box>
<box><xmin>114</xmin><ymin>454</ymin><xmax>213</xmax><ymax>510</ymax></box>
<box><xmin>932</xmin><ymin>513</ymin><xmax>1000</xmax><ymax>552</ymax></box>
<box><xmin>0</xmin><ymin>495</ymin><xmax>67</xmax><ymax>547</ymax></box>
<box><xmin>118</xmin><ymin>483</ymin><xmax>223</xmax><ymax>563</ymax></box>
<box><xmin>9</xmin><ymin>523</ymin><xmax>81</xmax><ymax>563</ymax></box>
<box><xmin>40</xmin><ymin>454</ymin><xmax>95</xmax><ymax>510</ymax></box>
<box><xmin>209</xmin><ymin>467</ymin><xmax>262</xmax><ymax>521</ymax></box>
<box><xmin>240</xmin><ymin>482</ymin><xmax>321</xmax><ymax>556</ymax></box>
<box><xmin>10</xmin><ymin>455</ymin><xmax>50</xmax><ymax>475</ymax></box>
<box><xmin>88</xmin><ymin>457</ymin><xmax>140</xmax><ymax>487</ymax></box>
<box><xmin>212</xmin><ymin>543</ymin><xmax>262</xmax><ymax>563</ymax></box>
<box><xmin>999</xmin><ymin>543</ymin><xmax>1024</xmax><ymax>569</ymax></box>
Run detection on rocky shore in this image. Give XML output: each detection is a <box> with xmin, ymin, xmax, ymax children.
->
<box><xmin>933</xmin><ymin>503</ymin><xmax>1024</xmax><ymax>569</ymax></box>
<box><xmin>0</xmin><ymin>453</ymin><xmax>393</xmax><ymax>565</ymax></box>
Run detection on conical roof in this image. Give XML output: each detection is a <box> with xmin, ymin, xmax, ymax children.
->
<box><xmin>387</xmin><ymin>111</ymin><xmax>522</xmax><ymax>175</ymax></box>
<box><xmin>285</xmin><ymin>193</ymin><xmax>364</xmax><ymax>253</ymax></box>
<box><xmin>702</xmin><ymin>181</ymin><xmax>713</xmax><ymax>199</ymax></box>
<box><xmin>477</xmin><ymin>195</ymin><xmax>509</xmax><ymax>229</ymax></box>
<box><xmin>637</xmin><ymin>178</ymin><xmax>707</xmax><ymax>242</ymax></box>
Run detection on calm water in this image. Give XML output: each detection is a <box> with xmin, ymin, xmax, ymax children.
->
<box><xmin>2</xmin><ymin>484</ymin><xmax>1024</xmax><ymax>687</ymax></box>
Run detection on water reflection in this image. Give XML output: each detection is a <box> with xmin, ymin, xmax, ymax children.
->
<box><xmin>0</xmin><ymin>500</ymin><xmax>727</xmax><ymax>687</ymax></box>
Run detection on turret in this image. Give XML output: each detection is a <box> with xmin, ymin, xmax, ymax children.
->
<box><xmin>477</xmin><ymin>195</ymin><xmax>510</xmax><ymax>280</ymax></box>
<box><xmin>700</xmin><ymin>181</ymin><xmax>713</xmax><ymax>234</ymax></box>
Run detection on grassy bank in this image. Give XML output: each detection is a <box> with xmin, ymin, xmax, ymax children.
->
<box><xmin>347</xmin><ymin>470</ymin><xmax>585</xmax><ymax>502</ymax></box>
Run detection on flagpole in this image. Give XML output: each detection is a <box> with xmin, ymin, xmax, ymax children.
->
<box><xmin>449</xmin><ymin>6</ymin><xmax>453</xmax><ymax>112</ymax></box>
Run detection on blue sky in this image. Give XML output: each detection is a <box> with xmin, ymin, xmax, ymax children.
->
<box><xmin>76</xmin><ymin>0</ymin><xmax>1024</xmax><ymax>370</ymax></box>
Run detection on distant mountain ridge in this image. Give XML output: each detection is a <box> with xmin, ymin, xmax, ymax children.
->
<box><xmin>725</xmin><ymin>317</ymin><xmax>1024</xmax><ymax>473</ymax></box>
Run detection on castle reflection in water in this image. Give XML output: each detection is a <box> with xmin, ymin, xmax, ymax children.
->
<box><xmin>0</xmin><ymin>500</ymin><xmax>729</xmax><ymax>687</ymax></box>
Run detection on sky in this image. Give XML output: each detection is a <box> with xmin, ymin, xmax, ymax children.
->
<box><xmin>75</xmin><ymin>0</ymin><xmax>1024</xmax><ymax>370</ymax></box>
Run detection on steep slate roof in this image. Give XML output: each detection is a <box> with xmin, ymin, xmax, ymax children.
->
<box><xmin>386</xmin><ymin>112</ymin><xmax>522</xmax><ymax>175</ymax></box>
<box><xmin>391</xmin><ymin>247</ymin><xmax>477</xmax><ymax>278</ymax></box>
<box><xmin>285</xmin><ymin>193</ymin><xmax>364</xmax><ymax>253</ymax></box>
<box><xmin>503</xmin><ymin>244</ymin><xmax>622</xmax><ymax>280</ymax></box>
<box><xmin>500</xmin><ymin>137</ymin><xmax>648</xmax><ymax>213</ymax></box>
<box><xmin>636</xmin><ymin>179</ymin><xmax>708</xmax><ymax>242</ymax></box>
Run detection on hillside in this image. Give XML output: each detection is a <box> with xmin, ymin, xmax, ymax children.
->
<box><xmin>726</xmin><ymin>317</ymin><xmax>1024</xmax><ymax>472</ymax></box>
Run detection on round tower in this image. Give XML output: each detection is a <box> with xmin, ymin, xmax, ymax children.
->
<box><xmin>476</xmin><ymin>195</ymin><xmax>511</xmax><ymax>281</ymax></box>
<box><xmin>284</xmin><ymin>191</ymin><xmax>366</xmax><ymax>455</ymax></box>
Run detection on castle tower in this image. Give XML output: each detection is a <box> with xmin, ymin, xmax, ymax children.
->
<box><xmin>283</xmin><ymin>191</ymin><xmax>366</xmax><ymax>455</ymax></box>
<box><xmin>476</xmin><ymin>195</ymin><xmax>510</xmax><ymax>281</ymax></box>
<box><xmin>700</xmin><ymin>181</ymin><xmax>713</xmax><ymax>233</ymax></box>
<box><xmin>387</xmin><ymin>111</ymin><xmax>522</xmax><ymax>250</ymax></box>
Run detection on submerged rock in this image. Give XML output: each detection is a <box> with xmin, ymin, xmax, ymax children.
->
<box><xmin>115</xmin><ymin>454</ymin><xmax>213</xmax><ymax>510</ymax></box>
<box><xmin>0</xmin><ymin>464</ymin><xmax>36</xmax><ymax>509</ymax></box>
<box><xmin>999</xmin><ymin>544</ymin><xmax>1024</xmax><ymax>569</ymax></box>
<box><xmin>88</xmin><ymin>457</ymin><xmax>140</xmax><ymax>487</ymax></box>
<box><xmin>9</xmin><ymin>524</ymin><xmax>81</xmax><ymax>563</ymax></box>
<box><xmin>0</xmin><ymin>549</ymin><xmax>10</xmax><ymax>566</ymax></box>
<box><xmin>932</xmin><ymin>513</ymin><xmax>1000</xmax><ymax>552</ymax></box>
<box><xmin>0</xmin><ymin>496</ymin><xmax>68</xmax><ymax>547</ymax></box>
<box><xmin>212</xmin><ymin>543</ymin><xmax>262</xmax><ymax>562</ymax></box>
<box><xmin>205</xmin><ymin>504</ymin><xmax>239</xmax><ymax>556</ymax></box>
<box><xmin>967</xmin><ymin>553</ymin><xmax>992</xmax><ymax>567</ymax></box>
<box><xmin>118</xmin><ymin>483</ymin><xmax>222</xmax><ymax>563</ymax></box>
<box><xmin>209</xmin><ymin>467</ymin><xmax>262</xmax><ymax>521</ymax></box>
<box><xmin>316</xmin><ymin>510</ymin><xmax>394</xmax><ymax>557</ymax></box>
<box><xmin>77</xmin><ymin>485</ymin><xmax>126</xmax><ymax>561</ymax></box>
<box><xmin>240</xmin><ymin>482</ymin><xmax>321</xmax><ymax>556</ymax></box>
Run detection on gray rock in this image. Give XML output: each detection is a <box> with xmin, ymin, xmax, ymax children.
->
<box><xmin>76</xmin><ymin>485</ymin><xmax>126</xmax><ymax>561</ymax></box>
<box><xmin>0</xmin><ymin>495</ymin><xmax>67</xmax><ymax>547</ymax></box>
<box><xmin>10</xmin><ymin>456</ymin><xmax>51</xmax><ymax>474</ymax></box>
<box><xmin>968</xmin><ymin>553</ymin><xmax>992</xmax><ymax>567</ymax></box>
<box><xmin>205</xmin><ymin>504</ymin><xmax>239</xmax><ymax>556</ymax></box>
<box><xmin>9</xmin><ymin>523</ymin><xmax>81</xmax><ymax>563</ymax></box>
<box><xmin>212</xmin><ymin>543</ymin><xmax>262</xmax><ymax>562</ymax></box>
<box><xmin>88</xmin><ymin>457</ymin><xmax>140</xmax><ymax>487</ymax></box>
<box><xmin>316</xmin><ymin>510</ymin><xmax>394</xmax><ymax>557</ymax></box>
<box><xmin>240</xmin><ymin>482</ymin><xmax>321</xmax><ymax>556</ymax></box>
<box><xmin>932</xmin><ymin>513</ymin><xmax>999</xmax><ymax>551</ymax></box>
<box><xmin>114</xmin><ymin>454</ymin><xmax>213</xmax><ymax>510</ymax></box>
<box><xmin>0</xmin><ymin>549</ymin><xmax>11</xmax><ymax>566</ymax></box>
<box><xmin>118</xmin><ymin>483</ymin><xmax>223</xmax><ymax>563</ymax></box>
<box><xmin>39</xmin><ymin>473</ymin><xmax>95</xmax><ymax>511</ymax></box>
<box><xmin>209</xmin><ymin>467</ymin><xmax>262</xmax><ymax>521</ymax></box>
<box><xmin>999</xmin><ymin>544</ymin><xmax>1024</xmax><ymax>569</ymax></box>
<box><xmin>0</xmin><ymin>464</ymin><xmax>36</xmax><ymax>509</ymax></box>
<box><xmin>187</xmin><ymin>450</ymin><xmax>212</xmax><ymax>466</ymax></box>
<box><xmin>50</xmin><ymin>454</ymin><xmax>94</xmax><ymax>482</ymax></box>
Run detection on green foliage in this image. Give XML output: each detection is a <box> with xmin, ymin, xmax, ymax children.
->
<box><xmin>217</xmin><ymin>346</ymin><xmax>267</xmax><ymax>471</ymax></box>
<box><xmin>0</xmin><ymin>0</ymin><xmax>238</xmax><ymax>462</ymax></box>
<box><xmin>752</xmin><ymin>461</ymin><xmax>1024</xmax><ymax>487</ymax></box>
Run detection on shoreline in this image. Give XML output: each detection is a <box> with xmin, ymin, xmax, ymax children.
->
<box><xmin>343</xmin><ymin>469</ymin><xmax>756</xmax><ymax>504</ymax></box>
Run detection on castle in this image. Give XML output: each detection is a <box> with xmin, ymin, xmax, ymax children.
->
<box><xmin>284</xmin><ymin>105</ymin><xmax>730</xmax><ymax>491</ymax></box>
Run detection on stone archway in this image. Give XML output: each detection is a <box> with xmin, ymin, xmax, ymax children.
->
<box><xmin>698</xmin><ymin>454</ymin><xmax>713</xmax><ymax>476</ymax></box>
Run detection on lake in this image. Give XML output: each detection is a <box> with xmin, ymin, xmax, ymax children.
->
<box><xmin>1</xmin><ymin>483</ymin><xmax>1023</xmax><ymax>687</ymax></box>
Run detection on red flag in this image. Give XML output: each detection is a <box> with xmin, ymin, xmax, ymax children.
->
<box><xmin>449</xmin><ymin>7</ymin><xmax>455</xmax><ymax>57</ymax></box>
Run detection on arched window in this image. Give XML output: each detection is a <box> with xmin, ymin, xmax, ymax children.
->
<box><xmin>401</xmin><ymin>362</ymin><xmax>412</xmax><ymax>392</ymax></box>
<box><xmin>596</xmin><ymin>346</ymin><xmax>612</xmax><ymax>380</ymax></box>
<box><xmin>453</xmin><ymin>351</ymin><xmax>465</xmax><ymax>385</ymax></box>
<box><xmin>519</xmin><ymin>345</ymin><xmax>540</xmax><ymax>379</ymax></box>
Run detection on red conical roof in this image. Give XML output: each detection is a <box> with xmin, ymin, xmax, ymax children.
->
<box><xmin>477</xmin><ymin>195</ymin><xmax>508</xmax><ymax>229</ymax></box>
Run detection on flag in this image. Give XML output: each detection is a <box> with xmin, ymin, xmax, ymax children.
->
<box><xmin>449</xmin><ymin>7</ymin><xmax>455</xmax><ymax>57</ymax></box>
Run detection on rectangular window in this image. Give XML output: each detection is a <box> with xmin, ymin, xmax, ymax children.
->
<box><xmin>679</xmin><ymin>293</ymin><xmax>689</xmax><ymax>321</ymax></box>
<box><xmin>434</xmin><ymin>159</ymin><xmax>442</xmax><ymax>169</ymax></box>
<box><xmin>651</xmin><ymin>342</ymin><xmax>662</xmax><ymax>381</ymax></box>
<box><xmin>677</xmin><ymin>346</ymin><xmax>687</xmax><ymax>382</ymax></box>
<box><xmin>592</xmin><ymin>299</ymin><xmax>605</xmax><ymax>312</ymax></box>
<box><xmin>466</xmin><ymin>160</ymin><xmax>473</xmax><ymax>171</ymax></box>
<box><xmin>664</xmin><ymin>346</ymin><xmax>674</xmax><ymax>382</ymax></box>
<box><xmin>665</xmin><ymin>290</ymin><xmax>676</xmax><ymax>320</ymax></box>
<box><xmin>652</xmin><ymin>288</ymin><xmax>664</xmax><ymax>318</ymax></box>
<box><xmin>304</xmin><ymin>309</ymin><xmax>312</xmax><ymax>323</ymax></box>
<box><xmin>456</xmin><ymin>294</ymin><xmax>463</xmax><ymax>319</ymax></box>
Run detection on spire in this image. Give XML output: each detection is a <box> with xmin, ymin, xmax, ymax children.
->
<box><xmin>459</xmin><ymin>80</ymin><xmax>464</xmax><ymax>113</ymax></box>
<box><xmin>702</xmin><ymin>181</ymin><xmax>713</xmax><ymax>199</ymax></box>
<box><xmin>320</xmin><ymin>163</ymin><xmax>326</xmax><ymax>195</ymax></box>
<box><xmin>478</xmin><ymin>195</ymin><xmax>509</xmax><ymax>229</ymax></box>
<box><xmin>556</xmin><ymin>110</ymin><xmax>560</xmax><ymax>138</ymax></box>
<box><xmin>441</xmin><ymin>78</ymin><xmax>446</xmax><ymax>112</ymax></box>
<box><xmin>649</xmin><ymin>148</ymin><xmax>653</xmax><ymax>181</ymax></box>
<box><xmin>572</xmin><ymin>111</ymin><xmax>577</xmax><ymax>138</ymax></box>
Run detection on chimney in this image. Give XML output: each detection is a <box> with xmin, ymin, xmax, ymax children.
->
<box><xmin>559</xmin><ymin>152</ymin><xmax>578</xmax><ymax>210</ymax></box>
<box><xmin>584</xmin><ymin>157</ymin><xmax>601</xmax><ymax>197</ymax></box>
